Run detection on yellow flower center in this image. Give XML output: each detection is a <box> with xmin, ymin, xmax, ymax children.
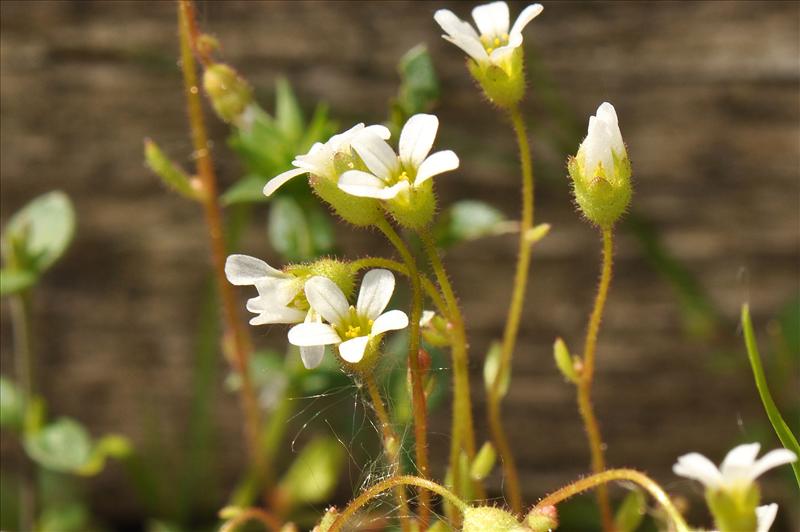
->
<box><xmin>480</xmin><ymin>33</ymin><xmax>509</xmax><ymax>54</ymax></box>
<box><xmin>345</xmin><ymin>325</ymin><xmax>361</xmax><ymax>338</ymax></box>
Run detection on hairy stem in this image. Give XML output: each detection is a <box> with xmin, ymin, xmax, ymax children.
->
<box><xmin>364</xmin><ymin>375</ymin><xmax>413</xmax><ymax>532</ymax></box>
<box><xmin>375</xmin><ymin>217</ymin><xmax>431</xmax><ymax>527</ymax></box>
<box><xmin>419</xmin><ymin>229</ymin><xmax>484</xmax><ymax>505</ymax></box>
<box><xmin>177</xmin><ymin>0</ymin><xmax>261</xmax><ymax>462</ymax></box>
<box><xmin>329</xmin><ymin>475</ymin><xmax>467</xmax><ymax>532</ymax></box>
<box><xmin>577</xmin><ymin>227</ymin><xmax>614</xmax><ymax>531</ymax></box>
<box><xmin>487</xmin><ymin>104</ymin><xmax>534</xmax><ymax>514</ymax></box>
<box><xmin>220</xmin><ymin>507</ymin><xmax>283</xmax><ymax>532</ymax></box>
<box><xmin>350</xmin><ymin>257</ymin><xmax>448</xmax><ymax>316</ymax></box>
<box><xmin>533</xmin><ymin>469</ymin><xmax>690</xmax><ymax>532</ymax></box>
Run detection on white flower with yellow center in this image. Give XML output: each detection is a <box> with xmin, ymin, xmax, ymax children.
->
<box><xmin>225</xmin><ymin>254</ymin><xmax>306</xmax><ymax>325</ymax></box>
<box><xmin>287</xmin><ymin>269</ymin><xmax>408</xmax><ymax>367</ymax></box>
<box><xmin>263</xmin><ymin>123</ymin><xmax>391</xmax><ymax>197</ymax></box>
<box><xmin>673</xmin><ymin>443</ymin><xmax>796</xmax><ymax>492</ymax></box>
<box><xmin>434</xmin><ymin>1</ymin><xmax>543</xmax><ymax>70</ymax></box>
<box><xmin>337</xmin><ymin>114</ymin><xmax>459</xmax><ymax>200</ymax></box>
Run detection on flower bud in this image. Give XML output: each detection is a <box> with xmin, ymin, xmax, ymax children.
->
<box><xmin>568</xmin><ymin>102</ymin><xmax>631</xmax><ymax>228</ymax></box>
<box><xmin>462</xmin><ymin>506</ymin><xmax>522</xmax><ymax>532</ymax></box>
<box><xmin>526</xmin><ymin>505</ymin><xmax>558</xmax><ymax>532</ymax></box>
<box><xmin>203</xmin><ymin>63</ymin><xmax>253</xmax><ymax>124</ymax></box>
<box><xmin>553</xmin><ymin>337</ymin><xmax>579</xmax><ymax>384</ymax></box>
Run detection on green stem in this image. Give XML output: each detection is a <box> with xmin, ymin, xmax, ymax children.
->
<box><xmin>741</xmin><ymin>304</ymin><xmax>800</xmax><ymax>488</ymax></box>
<box><xmin>533</xmin><ymin>469</ymin><xmax>690</xmax><ymax>532</ymax></box>
<box><xmin>350</xmin><ymin>257</ymin><xmax>448</xmax><ymax>316</ymax></box>
<box><xmin>375</xmin><ymin>217</ymin><xmax>431</xmax><ymax>527</ymax></box>
<box><xmin>364</xmin><ymin>375</ymin><xmax>413</xmax><ymax>532</ymax></box>
<box><xmin>10</xmin><ymin>292</ymin><xmax>35</xmax><ymax>531</ymax></box>
<box><xmin>177</xmin><ymin>0</ymin><xmax>261</xmax><ymax>463</ymax></box>
<box><xmin>329</xmin><ymin>475</ymin><xmax>467</xmax><ymax>532</ymax></box>
<box><xmin>220</xmin><ymin>507</ymin><xmax>283</xmax><ymax>532</ymax></box>
<box><xmin>418</xmin><ymin>229</ymin><xmax>484</xmax><ymax>504</ymax></box>
<box><xmin>577</xmin><ymin>227</ymin><xmax>614</xmax><ymax>531</ymax></box>
<box><xmin>487</xmin><ymin>104</ymin><xmax>534</xmax><ymax>514</ymax></box>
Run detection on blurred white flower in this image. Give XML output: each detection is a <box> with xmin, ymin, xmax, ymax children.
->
<box><xmin>287</xmin><ymin>269</ymin><xmax>408</xmax><ymax>367</ymax></box>
<box><xmin>263</xmin><ymin>123</ymin><xmax>391</xmax><ymax>197</ymax></box>
<box><xmin>673</xmin><ymin>443</ymin><xmax>797</xmax><ymax>492</ymax></box>
<box><xmin>754</xmin><ymin>503</ymin><xmax>778</xmax><ymax>532</ymax></box>
<box><xmin>225</xmin><ymin>254</ymin><xmax>306</xmax><ymax>325</ymax></box>
<box><xmin>434</xmin><ymin>1</ymin><xmax>542</xmax><ymax>68</ymax></box>
<box><xmin>338</xmin><ymin>114</ymin><xmax>459</xmax><ymax>200</ymax></box>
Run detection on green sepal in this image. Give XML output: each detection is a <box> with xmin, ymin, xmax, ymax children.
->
<box><xmin>310</xmin><ymin>174</ymin><xmax>382</xmax><ymax>227</ymax></box>
<box><xmin>467</xmin><ymin>48</ymin><xmax>525</xmax><ymax>109</ymax></box>
<box><xmin>568</xmin><ymin>149</ymin><xmax>632</xmax><ymax>229</ymax></box>
<box><xmin>462</xmin><ymin>506</ymin><xmax>521</xmax><ymax>532</ymax></box>
<box><xmin>706</xmin><ymin>485</ymin><xmax>759</xmax><ymax>532</ymax></box>
<box><xmin>385</xmin><ymin>180</ymin><xmax>437</xmax><ymax>230</ymax></box>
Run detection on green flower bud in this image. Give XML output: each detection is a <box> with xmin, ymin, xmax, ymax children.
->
<box><xmin>526</xmin><ymin>505</ymin><xmax>558</xmax><ymax>532</ymax></box>
<box><xmin>202</xmin><ymin>63</ymin><xmax>253</xmax><ymax>124</ymax></box>
<box><xmin>462</xmin><ymin>506</ymin><xmax>522</xmax><ymax>532</ymax></box>
<box><xmin>568</xmin><ymin>102</ymin><xmax>631</xmax><ymax>228</ymax></box>
<box><xmin>553</xmin><ymin>337</ymin><xmax>579</xmax><ymax>384</ymax></box>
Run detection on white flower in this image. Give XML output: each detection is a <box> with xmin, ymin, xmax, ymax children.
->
<box><xmin>673</xmin><ymin>443</ymin><xmax>797</xmax><ymax>492</ymax></box>
<box><xmin>287</xmin><ymin>269</ymin><xmax>408</xmax><ymax>367</ymax></box>
<box><xmin>338</xmin><ymin>114</ymin><xmax>459</xmax><ymax>200</ymax></box>
<box><xmin>434</xmin><ymin>1</ymin><xmax>543</xmax><ymax>68</ymax></box>
<box><xmin>225</xmin><ymin>254</ymin><xmax>306</xmax><ymax>325</ymax></box>
<box><xmin>263</xmin><ymin>123</ymin><xmax>391</xmax><ymax>197</ymax></box>
<box><xmin>754</xmin><ymin>503</ymin><xmax>778</xmax><ymax>532</ymax></box>
<box><xmin>579</xmin><ymin>102</ymin><xmax>626</xmax><ymax>178</ymax></box>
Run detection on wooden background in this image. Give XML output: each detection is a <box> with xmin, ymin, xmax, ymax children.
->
<box><xmin>1</xmin><ymin>1</ymin><xmax>798</xmax><ymax>529</ymax></box>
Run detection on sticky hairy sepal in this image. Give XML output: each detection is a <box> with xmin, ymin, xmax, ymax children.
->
<box><xmin>568</xmin><ymin>149</ymin><xmax>632</xmax><ymax>229</ymax></box>
<box><xmin>462</xmin><ymin>506</ymin><xmax>523</xmax><ymax>532</ymax></box>
<box><xmin>287</xmin><ymin>259</ymin><xmax>355</xmax><ymax>298</ymax></box>
<box><xmin>385</xmin><ymin>179</ymin><xmax>437</xmax><ymax>229</ymax></box>
<box><xmin>310</xmin><ymin>174</ymin><xmax>382</xmax><ymax>227</ymax></box>
<box><xmin>467</xmin><ymin>48</ymin><xmax>525</xmax><ymax>109</ymax></box>
<box><xmin>706</xmin><ymin>485</ymin><xmax>760</xmax><ymax>532</ymax></box>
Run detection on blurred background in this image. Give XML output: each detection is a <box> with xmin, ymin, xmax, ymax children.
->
<box><xmin>1</xmin><ymin>1</ymin><xmax>798</xmax><ymax>530</ymax></box>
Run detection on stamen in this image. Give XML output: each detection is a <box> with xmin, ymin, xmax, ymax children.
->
<box><xmin>345</xmin><ymin>325</ymin><xmax>362</xmax><ymax>338</ymax></box>
<box><xmin>494</xmin><ymin>37</ymin><xmax>501</xmax><ymax>46</ymax></box>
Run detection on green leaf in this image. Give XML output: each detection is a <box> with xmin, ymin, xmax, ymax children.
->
<box><xmin>38</xmin><ymin>502</ymin><xmax>90</xmax><ymax>532</ymax></box>
<box><xmin>434</xmin><ymin>200</ymin><xmax>508</xmax><ymax>248</ymax></box>
<box><xmin>470</xmin><ymin>441</ymin><xmax>497</xmax><ymax>481</ymax></box>
<box><xmin>0</xmin><ymin>376</ymin><xmax>24</xmax><ymax>430</ymax></box>
<box><xmin>300</xmin><ymin>103</ymin><xmax>335</xmax><ymax>153</ymax></box>
<box><xmin>483</xmin><ymin>341</ymin><xmax>509</xmax><ymax>399</ymax></box>
<box><xmin>228</xmin><ymin>104</ymin><xmax>292</xmax><ymax>177</ymax></box>
<box><xmin>0</xmin><ymin>268</ymin><xmax>37</xmax><ymax>295</ymax></box>
<box><xmin>24</xmin><ymin>418</ymin><xmax>93</xmax><ymax>473</ymax></box>
<box><xmin>221</xmin><ymin>174</ymin><xmax>270</xmax><ymax>206</ymax></box>
<box><xmin>741</xmin><ymin>304</ymin><xmax>800</xmax><ymax>489</ymax></box>
<box><xmin>77</xmin><ymin>434</ymin><xmax>132</xmax><ymax>476</ymax></box>
<box><xmin>391</xmin><ymin>44</ymin><xmax>440</xmax><ymax>132</ymax></box>
<box><xmin>275</xmin><ymin>78</ymin><xmax>304</xmax><ymax>144</ymax></box>
<box><xmin>144</xmin><ymin>139</ymin><xmax>197</xmax><ymax>200</ymax></box>
<box><xmin>277</xmin><ymin>437</ymin><xmax>345</xmax><ymax>507</ymax></box>
<box><xmin>613</xmin><ymin>489</ymin><xmax>646</xmax><ymax>532</ymax></box>
<box><xmin>3</xmin><ymin>191</ymin><xmax>75</xmax><ymax>274</ymax></box>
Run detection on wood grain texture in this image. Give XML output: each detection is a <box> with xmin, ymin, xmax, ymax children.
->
<box><xmin>1</xmin><ymin>0</ymin><xmax>798</xmax><ymax>527</ymax></box>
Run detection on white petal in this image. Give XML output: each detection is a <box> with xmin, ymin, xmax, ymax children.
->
<box><xmin>489</xmin><ymin>40</ymin><xmax>519</xmax><ymax>64</ymax></box>
<box><xmin>420</xmin><ymin>310</ymin><xmax>435</xmax><ymax>327</ymax></box>
<box><xmin>263</xmin><ymin>167</ymin><xmax>307</xmax><ymax>197</ymax></box>
<box><xmin>300</xmin><ymin>345</ymin><xmax>326</xmax><ymax>369</ymax></box>
<box><xmin>357</xmin><ymin>269</ymin><xmax>395</xmax><ymax>321</ymax></box>
<box><xmin>756</xmin><ymin>504</ymin><xmax>778</xmax><ymax>532</ymax></box>
<box><xmin>371</xmin><ymin>310</ymin><xmax>409</xmax><ymax>336</ymax></box>
<box><xmin>304</xmin><ymin>276</ymin><xmax>351</xmax><ymax>326</ymax></box>
<box><xmin>596</xmin><ymin>102</ymin><xmax>625</xmax><ymax>156</ymax></box>
<box><xmin>442</xmin><ymin>34</ymin><xmax>489</xmax><ymax>63</ymax></box>
<box><xmin>338</xmin><ymin>335</ymin><xmax>370</xmax><ymax>363</ymax></box>
<box><xmin>672</xmin><ymin>452</ymin><xmax>723</xmax><ymax>489</ymax></box>
<box><xmin>225</xmin><ymin>254</ymin><xmax>284</xmax><ymax>285</ymax></box>
<box><xmin>472</xmin><ymin>1</ymin><xmax>510</xmax><ymax>38</ymax></box>
<box><xmin>720</xmin><ymin>443</ymin><xmax>761</xmax><ymax>482</ymax></box>
<box><xmin>249</xmin><ymin>307</ymin><xmax>307</xmax><ymax>325</ymax></box>
<box><xmin>747</xmin><ymin>448</ymin><xmax>798</xmax><ymax>483</ymax></box>
<box><xmin>582</xmin><ymin>115</ymin><xmax>614</xmax><ymax>176</ymax></box>
<box><xmin>352</xmin><ymin>132</ymin><xmax>399</xmax><ymax>181</ymax></box>
<box><xmin>434</xmin><ymin>9</ymin><xmax>481</xmax><ymax>41</ymax></box>
<box><xmin>338</xmin><ymin>170</ymin><xmax>390</xmax><ymax>198</ymax></box>
<box><xmin>399</xmin><ymin>114</ymin><xmax>439</xmax><ymax>168</ymax></box>
<box><xmin>364</xmin><ymin>124</ymin><xmax>391</xmax><ymax>140</ymax></box>
<box><xmin>509</xmin><ymin>3</ymin><xmax>543</xmax><ymax>38</ymax></box>
<box><xmin>378</xmin><ymin>181</ymin><xmax>411</xmax><ymax>200</ymax></box>
<box><xmin>414</xmin><ymin>150</ymin><xmax>460</xmax><ymax>186</ymax></box>
<box><xmin>287</xmin><ymin>322</ymin><xmax>341</xmax><ymax>347</ymax></box>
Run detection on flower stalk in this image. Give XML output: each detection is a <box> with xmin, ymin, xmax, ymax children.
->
<box><xmin>487</xmin><ymin>104</ymin><xmax>534</xmax><ymax>514</ymax></box>
<box><xmin>533</xmin><ymin>469</ymin><xmax>690</xmax><ymax>532</ymax></box>
<box><xmin>177</xmin><ymin>0</ymin><xmax>261</xmax><ymax>462</ymax></box>
<box><xmin>375</xmin><ymin>217</ymin><xmax>431</xmax><ymax>526</ymax></box>
<box><xmin>577</xmin><ymin>227</ymin><xmax>614</xmax><ymax>531</ymax></box>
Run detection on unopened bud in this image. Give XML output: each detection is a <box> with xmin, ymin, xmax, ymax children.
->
<box><xmin>568</xmin><ymin>102</ymin><xmax>631</xmax><ymax>228</ymax></box>
<box><xmin>203</xmin><ymin>63</ymin><xmax>253</xmax><ymax>124</ymax></box>
<box><xmin>553</xmin><ymin>338</ymin><xmax>579</xmax><ymax>384</ymax></box>
<box><xmin>526</xmin><ymin>505</ymin><xmax>558</xmax><ymax>532</ymax></box>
